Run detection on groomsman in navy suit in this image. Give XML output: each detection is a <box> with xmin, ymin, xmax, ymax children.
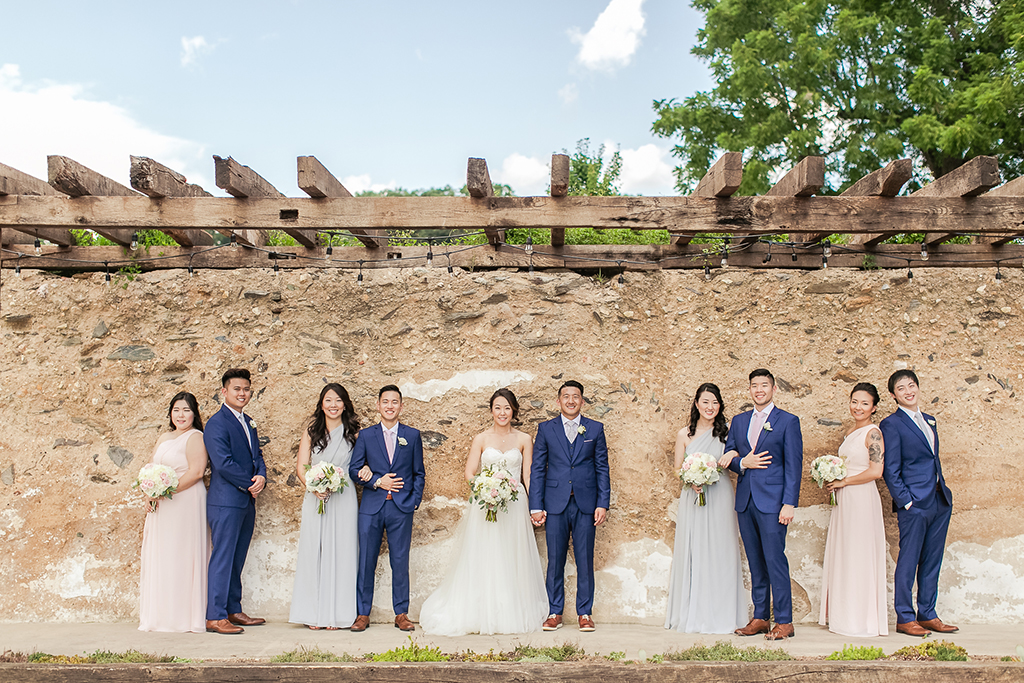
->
<box><xmin>724</xmin><ymin>369</ymin><xmax>803</xmax><ymax>640</ymax></box>
<box><xmin>530</xmin><ymin>380</ymin><xmax>611</xmax><ymax>632</ymax></box>
<box><xmin>881</xmin><ymin>369</ymin><xmax>958</xmax><ymax>637</ymax></box>
<box><xmin>348</xmin><ymin>385</ymin><xmax>425</xmax><ymax>633</ymax></box>
<box><xmin>204</xmin><ymin>368</ymin><xmax>267</xmax><ymax>634</ymax></box>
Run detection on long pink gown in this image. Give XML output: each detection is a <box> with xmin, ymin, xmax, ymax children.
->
<box><xmin>138</xmin><ymin>429</ymin><xmax>209</xmax><ymax>632</ymax></box>
<box><xmin>819</xmin><ymin>425</ymin><xmax>889</xmax><ymax>637</ymax></box>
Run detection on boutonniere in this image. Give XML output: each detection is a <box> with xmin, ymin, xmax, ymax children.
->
<box><xmin>927</xmin><ymin>418</ymin><xmax>936</xmax><ymax>426</ymax></box>
<box><xmin>249</xmin><ymin>419</ymin><xmax>257</xmax><ymax>429</ymax></box>
<box><xmin>398</xmin><ymin>437</ymin><xmax>408</xmax><ymax>447</ymax></box>
<box><xmin>762</xmin><ymin>421</ymin><xmax>773</xmax><ymax>432</ymax></box>
<box><xmin>577</xmin><ymin>425</ymin><xmax>586</xmax><ymax>435</ymax></box>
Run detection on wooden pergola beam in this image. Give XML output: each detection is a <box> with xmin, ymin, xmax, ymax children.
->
<box><xmin>550</xmin><ymin>154</ymin><xmax>570</xmax><ymax>247</ymax></box>
<box><xmin>46</xmin><ymin>156</ymin><xmax>141</xmax><ymax>247</ymax></box>
<box><xmin>674</xmin><ymin>152</ymin><xmax>744</xmax><ymax>245</ymax></box>
<box><xmin>824</xmin><ymin>159</ymin><xmax>914</xmax><ymax>245</ymax></box>
<box><xmin>4</xmin><ymin>242</ymin><xmax>1021</xmax><ymax>272</ymax></box>
<box><xmin>467</xmin><ymin>158</ymin><xmax>503</xmax><ymax>246</ymax></box>
<box><xmin>915</xmin><ymin>156</ymin><xmax>1001</xmax><ymax>245</ymax></box>
<box><xmin>2</xmin><ymin>195</ymin><xmax>1022</xmax><ymax>236</ymax></box>
<box><xmin>213</xmin><ymin>155</ymin><xmax>313</xmax><ymax>248</ymax></box>
<box><xmin>296</xmin><ymin>156</ymin><xmax>384</xmax><ymax>249</ymax></box>
<box><xmin>736</xmin><ymin>156</ymin><xmax>824</xmax><ymax>245</ymax></box>
<box><xmin>1</xmin><ymin>162</ymin><xmax>63</xmax><ymax>197</ymax></box>
<box><xmin>977</xmin><ymin>175</ymin><xmax>1024</xmax><ymax>246</ymax></box>
<box><xmin>1</xmin><ymin>227</ymin><xmax>76</xmax><ymax>246</ymax></box>
<box><xmin>128</xmin><ymin>156</ymin><xmax>214</xmax><ymax>247</ymax></box>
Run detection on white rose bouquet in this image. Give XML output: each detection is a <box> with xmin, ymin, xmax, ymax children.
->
<box><xmin>810</xmin><ymin>454</ymin><xmax>847</xmax><ymax>505</ymax></box>
<box><xmin>133</xmin><ymin>463</ymin><xmax>179</xmax><ymax>512</ymax></box>
<box><xmin>470</xmin><ymin>464</ymin><xmax>520</xmax><ymax>522</ymax></box>
<box><xmin>305</xmin><ymin>461</ymin><xmax>349</xmax><ymax>514</ymax></box>
<box><xmin>679</xmin><ymin>451</ymin><xmax>721</xmax><ymax>506</ymax></box>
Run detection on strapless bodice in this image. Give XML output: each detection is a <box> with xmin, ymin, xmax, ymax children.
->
<box><xmin>480</xmin><ymin>448</ymin><xmax>523</xmax><ymax>479</ymax></box>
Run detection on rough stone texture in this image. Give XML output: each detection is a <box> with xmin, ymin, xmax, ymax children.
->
<box><xmin>1</xmin><ymin>266</ymin><xmax>1022</xmax><ymax>625</ymax></box>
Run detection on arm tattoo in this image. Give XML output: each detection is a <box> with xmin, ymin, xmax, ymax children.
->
<box><xmin>868</xmin><ymin>430</ymin><xmax>883</xmax><ymax>463</ymax></box>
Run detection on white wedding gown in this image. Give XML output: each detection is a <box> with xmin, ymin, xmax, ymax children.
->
<box><xmin>419</xmin><ymin>447</ymin><xmax>548</xmax><ymax>635</ymax></box>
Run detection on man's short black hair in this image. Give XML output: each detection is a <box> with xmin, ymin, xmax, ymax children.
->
<box><xmin>221</xmin><ymin>368</ymin><xmax>251</xmax><ymax>387</ymax></box>
<box><xmin>749</xmin><ymin>368</ymin><xmax>774</xmax><ymax>385</ymax></box>
<box><xmin>887</xmin><ymin>369</ymin><xmax>919</xmax><ymax>395</ymax></box>
<box><xmin>379</xmin><ymin>384</ymin><xmax>402</xmax><ymax>400</ymax></box>
<box><xmin>558</xmin><ymin>380</ymin><xmax>584</xmax><ymax>396</ymax></box>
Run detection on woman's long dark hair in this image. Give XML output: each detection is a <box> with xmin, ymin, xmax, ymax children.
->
<box><xmin>687</xmin><ymin>383</ymin><xmax>728</xmax><ymax>443</ymax></box>
<box><xmin>167</xmin><ymin>392</ymin><xmax>204</xmax><ymax>432</ymax></box>
<box><xmin>307</xmin><ymin>383</ymin><xmax>359</xmax><ymax>451</ymax></box>
<box><xmin>490</xmin><ymin>387</ymin><xmax>520</xmax><ymax>425</ymax></box>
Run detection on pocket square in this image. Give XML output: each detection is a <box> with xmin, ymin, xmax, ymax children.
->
<box><xmin>583</xmin><ymin>439</ymin><xmax>594</xmax><ymax>443</ymax></box>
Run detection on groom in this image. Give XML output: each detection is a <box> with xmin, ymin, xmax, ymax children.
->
<box><xmin>724</xmin><ymin>368</ymin><xmax>803</xmax><ymax>640</ymax></box>
<box><xmin>204</xmin><ymin>368</ymin><xmax>267</xmax><ymax>635</ymax></box>
<box><xmin>530</xmin><ymin>380</ymin><xmax>611</xmax><ymax>632</ymax></box>
<box><xmin>348</xmin><ymin>385</ymin><xmax>425</xmax><ymax>632</ymax></box>
<box><xmin>881</xmin><ymin>369</ymin><xmax>957</xmax><ymax>637</ymax></box>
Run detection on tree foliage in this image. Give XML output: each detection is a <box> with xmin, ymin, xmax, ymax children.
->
<box><xmin>566</xmin><ymin>138</ymin><xmax>624</xmax><ymax>196</ymax></box>
<box><xmin>653</xmin><ymin>0</ymin><xmax>1024</xmax><ymax>194</ymax></box>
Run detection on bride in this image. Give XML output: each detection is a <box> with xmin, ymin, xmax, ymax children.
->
<box><xmin>419</xmin><ymin>388</ymin><xmax>548</xmax><ymax>635</ymax></box>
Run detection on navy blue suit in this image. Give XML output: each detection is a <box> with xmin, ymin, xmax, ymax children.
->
<box><xmin>529</xmin><ymin>416</ymin><xmax>610</xmax><ymax>616</ymax></box>
<box><xmin>204</xmin><ymin>404</ymin><xmax>266</xmax><ymax>621</ymax></box>
<box><xmin>881</xmin><ymin>408</ymin><xmax>953</xmax><ymax>624</ymax></box>
<box><xmin>726</xmin><ymin>406</ymin><xmax>803</xmax><ymax>624</ymax></box>
<box><xmin>349</xmin><ymin>423</ymin><xmax>424</xmax><ymax>616</ymax></box>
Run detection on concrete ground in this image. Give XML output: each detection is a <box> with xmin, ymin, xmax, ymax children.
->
<box><xmin>2</xmin><ymin>621</ymin><xmax>1022</xmax><ymax>661</ymax></box>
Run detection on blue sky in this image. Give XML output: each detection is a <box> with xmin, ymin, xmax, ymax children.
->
<box><xmin>0</xmin><ymin>0</ymin><xmax>712</xmax><ymax>197</ymax></box>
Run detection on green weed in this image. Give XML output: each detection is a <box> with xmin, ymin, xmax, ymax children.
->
<box><xmin>664</xmin><ymin>641</ymin><xmax>792</xmax><ymax>661</ymax></box>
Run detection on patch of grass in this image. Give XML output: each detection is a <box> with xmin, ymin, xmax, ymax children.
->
<box><xmin>25</xmin><ymin>650</ymin><xmax>174</xmax><ymax>664</ymax></box>
<box><xmin>648</xmin><ymin>653</ymin><xmax>665</xmax><ymax>663</ymax></box>
<box><xmin>890</xmin><ymin>640</ymin><xmax>969</xmax><ymax>661</ymax></box>
<box><xmin>1</xmin><ymin>650</ymin><xmax>28</xmax><ymax>663</ymax></box>
<box><xmin>271</xmin><ymin>646</ymin><xmax>355</xmax><ymax>663</ymax></box>
<box><xmin>664</xmin><ymin>641</ymin><xmax>792</xmax><ymax>661</ymax></box>
<box><xmin>605</xmin><ymin>650</ymin><xmax>626</xmax><ymax>661</ymax></box>
<box><xmin>449</xmin><ymin>649</ymin><xmax>507</xmax><ymax>662</ymax></box>
<box><xmin>510</xmin><ymin>642</ymin><xmax>587</xmax><ymax>662</ymax></box>
<box><xmin>369</xmin><ymin>638</ymin><xmax>448</xmax><ymax>662</ymax></box>
<box><xmin>827</xmin><ymin>644</ymin><xmax>886</xmax><ymax>660</ymax></box>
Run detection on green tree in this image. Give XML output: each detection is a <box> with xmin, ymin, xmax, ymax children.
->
<box><xmin>566</xmin><ymin>138</ymin><xmax>624</xmax><ymax>196</ymax></box>
<box><xmin>652</xmin><ymin>0</ymin><xmax>1024</xmax><ymax>195</ymax></box>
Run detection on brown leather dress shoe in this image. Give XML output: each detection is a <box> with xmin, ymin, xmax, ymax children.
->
<box><xmin>228</xmin><ymin>612</ymin><xmax>265</xmax><ymax>626</ymax></box>
<box><xmin>734</xmin><ymin>618</ymin><xmax>770</xmax><ymax>636</ymax></box>
<box><xmin>206</xmin><ymin>619</ymin><xmax>244</xmax><ymax>635</ymax></box>
<box><xmin>765</xmin><ymin>623</ymin><xmax>795</xmax><ymax>640</ymax></box>
<box><xmin>542</xmin><ymin>614</ymin><xmax>563</xmax><ymax>631</ymax></box>
<box><xmin>394</xmin><ymin>613</ymin><xmax>415</xmax><ymax>631</ymax></box>
<box><xmin>896</xmin><ymin>621</ymin><xmax>929</xmax><ymax>637</ymax></box>
<box><xmin>349</xmin><ymin>615</ymin><xmax>370</xmax><ymax>632</ymax></box>
<box><xmin>578</xmin><ymin>615</ymin><xmax>596</xmax><ymax>631</ymax></box>
<box><xmin>918</xmin><ymin>617</ymin><xmax>959</xmax><ymax>633</ymax></box>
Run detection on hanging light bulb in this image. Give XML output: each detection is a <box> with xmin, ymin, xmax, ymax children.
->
<box><xmin>791</xmin><ymin>246</ymin><xmax>798</xmax><ymax>262</ymax></box>
<box><xmin>822</xmin><ymin>240</ymin><xmax>832</xmax><ymax>258</ymax></box>
<box><xmin>996</xmin><ymin>265</ymin><xmax>1003</xmax><ymax>282</ymax></box>
<box><xmin>15</xmin><ymin>261</ymin><xmax>22</xmax><ymax>278</ymax></box>
<box><xmin>920</xmin><ymin>242</ymin><xmax>928</xmax><ymax>261</ymax></box>
<box><xmin>446</xmin><ymin>252</ymin><xmax>454</xmax><ymax>276</ymax></box>
<box><xmin>762</xmin><ymin>243</ymin><xmax>772</xmax><ymax>264</ymax></box>
<box><xmin>188</xmin><ymin>263</ymin><xmax>195</xmax><ymax>277</ymax></box>
<box><xmin>130</xmin><ymin>232</ymin><xmax>139</xmax><ymax>250</ymax></box>
<box><xmin>273</xmin><ymin>258</ymin><xmax>280</xmax><ymax>274</ymax></box>
<box><xmin>525</xmin><ymin>235</ymin><xmax>533</xmax><ymax>254</ymax></box>
<box><xmin>357</xmin><ymin>260</ymin><xmax>364</xmax><ymax>285</ymax></box>
<box><xmin>617</xmin><ymin>261</ymin><xmax>624</xmax><ymax>284</ymax></box>
<box><xmin>907</xmin><ymin>266</ymin><xmax>914</xmax><ymax>281</ymax></box>
<box><xmin>704</xmin><ymin>262</ymin><xmax>712</xmax><ymax>281</ymax></box>
<box><xmin>34</xmin><ymin>238</ymin><xmax>42</xmax><ymax>256</ymax></box>
<box><xmin>720</xmin><ymin>245</ymin><xmax>728</xmax><ymax>268</ymax></box>
<box><xmin>230</xmin><ymin>234</ymin><xmax>238</xmax><ymax>249</ymax></box>
<box><xmin>325</xmin><ymin>233</ymin><xmax>333</xmax><ymax>262</ymax></box>
<box><xmin>104</xmin><ymin>262</ymin><xmax>111</xmax><ymax>286</ymax></box>
<box><xmin>426</xmin><ymin>242</ymin><xmax>434</xmax><ymax>266</ymax></box>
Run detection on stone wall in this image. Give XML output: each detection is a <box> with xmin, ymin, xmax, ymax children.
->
<box><xmin>1</xmin><ymin>265</ymin><xmax>1022</xmax><ymax>624</ymax></box>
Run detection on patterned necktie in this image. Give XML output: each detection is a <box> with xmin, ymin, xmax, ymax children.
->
<box><xmin>565</xmin><ymin>420</ymin><xmax>577</xmax><ymax>444</ymax></box>
<box><xmin>386</xmin><ymin>429</ymin><xmax>396</xmax><ymax>463</ymax></box>
<box><xmin>748</xmin><ymin>411</ymin><xmax>766</xmax><ymax>448</ymax></box>
<box><xmin>914</xmin><ymin>412</ymin><xmax>935</xmax><ymax>452</ymax></box>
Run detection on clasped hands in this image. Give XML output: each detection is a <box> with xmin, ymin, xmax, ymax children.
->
<box><xmin>530</xmin><ymin>507</ymin><xmax>607</xmax><ymax>527</ymax></box>
<box><xmin>356</xmin><ymin>465</ymin><xmax>404</xmax><ymax>492</ymax></box>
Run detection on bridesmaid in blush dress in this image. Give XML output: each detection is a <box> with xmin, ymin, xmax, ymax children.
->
<box><xmin>138</xmin><ymin>392</ymin><xmax>210</xmax><ymax>633</ymax></box>
<box><xmin>664</xmin><ymin>383</ymin><xmax>747</xmax><ymax>634</ymax></box>
<box><xmin>819</xmin><ymin>382</ymin><xmax>889</xmax><ymax>637</ymax></box>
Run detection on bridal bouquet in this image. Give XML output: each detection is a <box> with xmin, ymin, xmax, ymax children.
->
<box><xmin>679</xmin><ymin>452</ymin><xmax>721</xmax><ymax>506</ymax></box>
<box><xmin>810</xmin><ymin>454</ymin><xmax>847</xmax><ymax>505</ymax></box>
<box><xmin>469</xmin><ymin>464</ymin><xmax>519</xmax><ymax>522</ymax></box>
<box><xmin>305</xmin><ymin>461</ymin><xmax>349</xmax><ymax>514</ymax></box>
<box><xmin>132</xmin><ymin>463</ymin><xmax>179</xmax><ymax>511</ymax></box>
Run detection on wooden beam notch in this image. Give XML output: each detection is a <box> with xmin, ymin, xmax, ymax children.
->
<box><xmin>549</xmin><ymin>153</ymin><xmax>570</xmax><ymax>247</ymax></box>
<box><xmin>128</xmin><ymin>156</ymin><xmax>214</xmax><ymax>247</ymax></box>
<box><xmin>467</xmin><ymin>157</ymin><xmax>503</xmax><ymax>246</ymax></box>
<box><xmin>212</xmin><ymin>155</ymin><xmax>314</xmax><ymax>248</ymax></box>
<box><xmin>914</xmin><ymin>155</ymin><xmax>1001</xmax><ymax>245</ymax></box>
<box><xmin>46</xmin><ymin>156</ymin><xmax>141</xmax><ymax>246</ymax></box>
<box><xmin>296</xmin><ymin>156</ymin><xmax>384</xmax><ymax>248</ymax></box>
<box><xmin>829</xmin><ymin>158</ymin><xmax>914</xmax><ymax>246</ymax></box>
<box><xmin>675</xmin><ymin>152</ymin><xmax>744</xmax><ymax>245</ymax></box>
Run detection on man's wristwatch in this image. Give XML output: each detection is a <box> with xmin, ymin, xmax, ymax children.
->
<box><xmin>374</xmin><ymin>477</ymin><xmax>383</xmax><ymax>490</ymax></box>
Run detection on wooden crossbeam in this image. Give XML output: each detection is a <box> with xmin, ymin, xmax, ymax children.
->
<box><xmin>550</xmin><ymin>154</ymin><xmax>570</xmax><ymax>247</ymax></box>
<box><xmin>467</xmin><ymin>158</ymin><xmax>503</xmax><ymax>246</ymax></box>
<box><xmin>213</xmin><ymin>155</ymin><xmax>313</xmax><ymax>248</ymax></box>
<box><xmin>1</xmin><ymin>226</ymin><xmax>76</xmax><ymax>246</ymax></box>
<box><xmin>296</xmin><ymin>156</ymin><xmax>384</xmax><ymax>249</ymax></box>
<box><xmin>736</xmin><ymin>156</ymin><xmax>824</xmax><ymax>245</ymax></box>
<box><xmin>46</xmin><ymin>156</ymin><xmax>141</xmax><ymax>247</ymax></box>
<box><xmin>914</xmin><ymin>156</ymin><xmax>1001</xmax><ymax>245</ymax></box>
<box><xmin>977</xmin><ymin>176</ymin><xmax>1024</xmax><ymax>246</ymax></box>
<box><xmin>825</xmin><ymin>159</ymin><xmax>914</xmax><ymax>246</ymax></box>
<box><xmin>2</xmin><ymin>195</ymin><xmax>1023</xmax><ymax>236</ymax></box>
<box><xmin>128</xmin><ymin>156</ymin><xmax>214</xmax><ymax>247</ymax></box>
<box><xmin>675</xmin><ymin>152</ymin><xmax>744</xmax><ymax>245</ymax></box>
<box><xmin>4</xmin><ymin>242</ymin><xmax>1021</xmax><ymax>272</ymax></box>
<box><xmin>0</xmin><ymin>162</ymin><xmax>63</xmax><ymax>196</ymax></box>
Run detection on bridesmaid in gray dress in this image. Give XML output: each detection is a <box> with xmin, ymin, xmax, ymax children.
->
<box><xmin>665</xmin><ymin>383</ymin><xmax>748</xmax><ymax>633</ymax></box>
<box><xmin>289</xmin><ymin>383</ymin><xmax>361</xmax><ymax>630</ymax></box>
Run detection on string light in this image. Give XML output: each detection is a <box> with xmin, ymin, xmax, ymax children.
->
<box><xmin>920</xmin><ymin>242</ymin><xmax>928</xmax><ymax>261</ymax></box>
<box><xmin>704</xmin><ymin>260</ymin><xmax>712</xmax><ymax>281</ymax></box>
<box><xmin>357</xmin><ymin>260</ymin><xmax>364</xmax><ymax>284</ymax></box>
<box><xmin>525</xmin><ymin>235</ymin><xmax>533</xmax><ymax>254</ymax></box>
<box><xmin>907</xmin><ymin>266</ymin><xmax>914</xmax><ymax>280</ymax></box>
<box><xmin>996</xmin><ymin>264</ymin><xmax>1003</xmax><ymax>282</ymax></box>
<box><xmin>822</xmin><ymin>240</ymin><xmax>832</xmax><ymax>258</ymax></box>
<box><xmin>762</xmin><ymin>242</ymin><xmax>772</xmax><ymax>264</ymax></box>
<box><xmin>791</xmin><ymin>245</ymin><xmax>798</xmax><ymax>262</ymax></box>
<box><xmin>273</xmin><ymin>257</ymin><xmax>280</xmax><ymax>274</ymax></box>
<box><xmin>325</xmin><ymin>233</ymin><xmax>333</xmax><ymax>262</ymax></box>
<box><xmin>34</xmin><ymin>238</ymin><xmax>41</xmax><ymax>256</ymax></box>
<box><xmin>426</xmin><ymin>240</ymin><xmax>434</xmax><ymax>266</ymax></box>
<box><xmin>104</xmin><ymin>262</ymin><xmax>111</xmax><ymax>286</ymax></box>
<box><xmin>720</xmin><ymin>243</ymin><xmax>728</xmax><ymax>268</ymax></box>
<box><xmin>15</xmin><ymin>255</ymin><xmax>22</xmax><ymax>277</ymax></box>
<box><xmin>446</xmin><ymin>252</ymin><xmax>454</xmax><ymax>276</ymax></box>
<box><xmin>130</xmin><ymin>232</ymin><xmax>139</xmax><ymax>251</ymax></box>
<box><xmin>821</xmin><ymin>242</ymin><xmax>829</xmax><ymax>269</ymax></box>
<box><xmin>617</xmin><ymin>261</ymin><xmax>624</xmax><ymax>285</ymax></box>
<box><xmin>230</xmin><ymin>234</ymin><xmax>238</xmax><ymax>249</ymax></box>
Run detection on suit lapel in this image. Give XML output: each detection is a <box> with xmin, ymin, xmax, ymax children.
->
<box><xmin>752</xmin><ymin>409</ymin><xmax>776</xmax><ymax>452</ymax></box>
<box><xmin>896</xmin><ymin>409</ymin><xmax>933</xmax><ymax>453</ymax></box>
<box><xmin>570</xmin><ymin>418</ymin><xmax>586</xmax><ymax>461</ymax></box>
<box><xmin>375</xmin><ymin>423</ymin><xmax>389</xmax><ymax>464</ymax></box>
<box><xmin>553</xmin><ymin>418</ymin><xmax>572</xmax><ymax>461</ymax></box>
<box><xmin>737</xmin><ymin>411</ymin><xmax>753</xmax><ymax>453</ymax></box>
<box><xmin>223</xmin><ymin>405</ymin><xmax>253</xmax><ymax>455</ymax></box>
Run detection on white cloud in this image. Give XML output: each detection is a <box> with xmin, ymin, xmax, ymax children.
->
<box><xmin>0</xmin><ymin>63</ymin><xmax>211</xmax><ymax>191</ymax></box>
<box><xmin>570</xmin><ymin>0</ymin><xmax>647</xmax><ymax>72</ymax></box>
<box><xmin>617</xmin><ymin>143</ymin><xmax>675</xmax><ymax>195</ymax></box>
<box><xmin>494</xmin><ymin>153</ymin><xmax>549</xmax><ymax>196</ymax></box>
<box><xmin>180</xmin><ymin>36</ymin><xmax>212</xmax><ymax>68</ymax></box>
<box><xmin>341</xmin><ymin>174</ymin><xmax>397</xmax><ymax>194</ymax></box>
<box><xmin>558</xmin><ymin>82</ymin><xmax>579</xmax><ymax>105</ymax></box>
